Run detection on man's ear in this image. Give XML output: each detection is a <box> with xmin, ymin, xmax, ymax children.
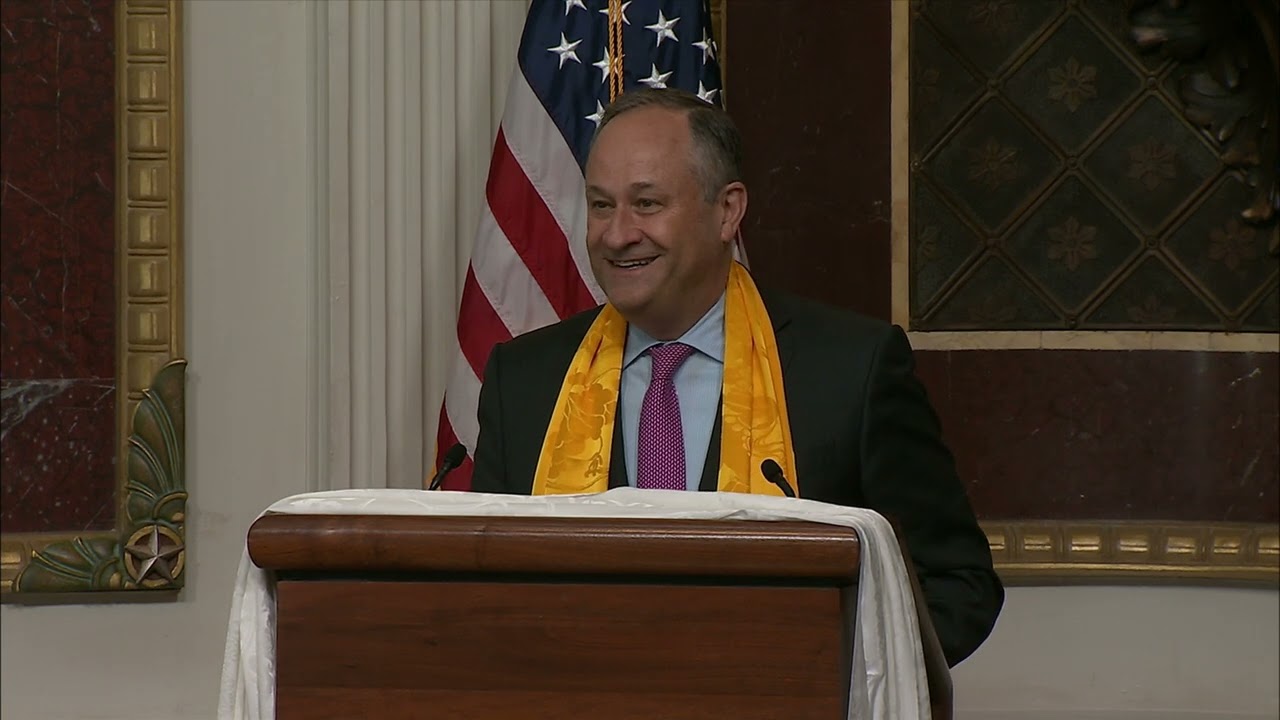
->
<box><xmin>719</xmin><ymin>181</ymin><xmax>748</xmax><ymax>244</ymax></box>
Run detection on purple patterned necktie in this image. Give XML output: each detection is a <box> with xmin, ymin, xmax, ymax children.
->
<box><xmin>636</xmin><ymin>342</ymin><xmax>696</xmax><ymax>490</ymax></box>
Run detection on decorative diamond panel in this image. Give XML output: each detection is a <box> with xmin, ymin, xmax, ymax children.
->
<box><xmin>1245</xmin><ymin>288</ymin><xmax>1280</xmax><ymax>332</ymax></box>
<box><xmin>930</xmin><ymin>255</ymin><xmax>1060</xmax><ymax>328</ymax></box>
<box><xmin>1079</xmin><ymin>0</ymin><xmax>1168</xmax><ymax>73</ymax></box>
<box><xmin>1004</xmin><ymin>176</ymin><xmax>1140</xmax><ymax>316</ymax></box>
<box><xmin>1083</xmin><ymin>256</ymin><xmax>1219</xmax><ymax>328</ymax></box>
<box><xmin>910</xmin><ymin>21</ymin><xmax>983</xmax><ymax>152</ymax></box>
<box><xmin>911</xmin><ymin>182</ymin><xmax>983</xmax><ymax>314</ymax></box>
<box><xmin>1165</xmin><ymin>175</ymin><xmax>1280</xmax><ymax>317</ymax></box>
<box><xmin>1082</xmin><ymin>95</ymin><xmax>1219</xmax><ymax>234</ymax></box>
<box><xmin>1004</xmin><ymin>15</ymin><xmax>1141</xmax><ymax>152</ymax></box>
<box><xmin>924</xmin><ymin>0</ymin><xmax>1061</xmax><ymax>75</ymax></box>
<box><xmin>926</xmin><ymin>99</ymin><xmax>1061</xmax><ymax>232</ymax></box>
<box><xmin>910</xmin><ymin>0</ymin><xmax>1279</xmax><ymax>332</ymax></box>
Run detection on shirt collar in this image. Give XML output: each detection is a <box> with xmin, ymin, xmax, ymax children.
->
<box><xmin>622</xmin><ymin>292</ymin><xmax>726</xmax><ymax>368</ymax></box>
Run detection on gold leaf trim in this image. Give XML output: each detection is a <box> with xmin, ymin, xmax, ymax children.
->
<box><xmin>2</xmin><ymin>0</ymin><xmax>184</xmax><ymax>600</ymax></box>
<box><xmin>985</xmin><ymin>520</ymin><xmax>1280</xmax><ymax>584</ymax></box>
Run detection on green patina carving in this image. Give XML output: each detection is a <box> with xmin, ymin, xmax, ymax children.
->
<box><xmin>14</xmin><ymin>360</ymin><xmax>187</xmax><ymax>593</ymax></box>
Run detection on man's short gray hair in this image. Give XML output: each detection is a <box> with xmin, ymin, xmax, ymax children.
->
<box><xmin>593</xmin><ymin>87</ymin><xmax>744</xmax><ymax>203</ymax></box>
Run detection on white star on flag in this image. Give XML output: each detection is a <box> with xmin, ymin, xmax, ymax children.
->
<box><xmin>547</xmin><ymin>33</ymin><xmax>582</xmax><ymax>69</ymax></box>
<box><xmin>563</xmin><ymin>0</ymin><xmax>586</xmax><ymax>15</ymax></box>
<box><xmin>586</xmin><ymin>100</ymin><xmax>606</xmax><ymax>127</ymax></box>
<box><xmin>693</xmin><ymin>29</ymin><xmax>716</xmax><ymax>64</ymax></box>
<box><xmin>639</xmin><ymin>63</ymin><xmax>672</xmax><ymax>89</ymax></box>
<box><xmin>598</xmin><ymin>1</ymin><xmax>631</xmax><ymax>25</ymax></box>
<box><xmin>592</xmin><ymin>45</ymin><xmax>611</xmax><ymax>85</ymax></box>
<box><xmin>697</xmin><ymin>81</ymin><xmax>719</xmax><ymax>104</ymax></box>
<box><xmin>645</xmin><ymin>9</ymin><xmax>680</xmax><ymax>47</ymax></box>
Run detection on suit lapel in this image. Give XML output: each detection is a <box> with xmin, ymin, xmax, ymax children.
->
<box><xmin>698</xmin><ymin>401</ymin><xmax>722</xmax><ymax>492</ymax></box>
<box><xmin>762</xmin><ymin>289</ymin><xmax>797</xmax><ymax>376</ymax></box>
<box><xmin>608</xmin><ymin>410</ymin><xmax>628</xmax><ymax>489</ymax></box>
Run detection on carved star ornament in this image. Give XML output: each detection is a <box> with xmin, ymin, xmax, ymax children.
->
<box><xmin>124</xmin><ymin>524</ymin><xmax>185</xmax><ymax>586</ymax></box>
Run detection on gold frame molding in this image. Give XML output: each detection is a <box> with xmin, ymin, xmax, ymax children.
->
<box><xmin>2</xmin><ymin>0</ymin><xmax>185</xmax><ymax>600</ymax></box>
<box><xmin>888</xmin><ymin>1</ymin><xmax>1277</xmax><ymax>585</ymax></box>
<box><xmin>986</xmin><ymin>520</ymin><xmax>1279</xmax><ymax>584</ymax></box>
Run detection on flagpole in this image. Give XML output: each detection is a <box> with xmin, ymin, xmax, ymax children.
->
<box><xmin>607</xmin><ymin>0</ymin><xmax>625</xmax><ymax>101</ymax></box>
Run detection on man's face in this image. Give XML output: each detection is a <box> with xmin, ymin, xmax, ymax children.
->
<box><xmin>584</xmin><ymin>107</ymin><xmax>739</xmax><ymax>338</ymax></box>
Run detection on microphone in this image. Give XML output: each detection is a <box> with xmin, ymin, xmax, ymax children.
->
<box><xmin>760</xmin><ymin>459</ymin><xmax>796</xmax><ymax>498</ymax></box>
<box><xmin>428</xmin><ymin>443</ymin><xmax>468</xmax><ymax>490</ymax></box>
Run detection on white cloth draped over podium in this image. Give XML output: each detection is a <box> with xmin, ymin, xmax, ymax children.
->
<box><xmin>216</xmin><ymin>488</ymin><xmax>929</xmax><ymax>720</ymax></box>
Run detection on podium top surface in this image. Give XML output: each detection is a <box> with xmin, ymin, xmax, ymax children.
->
<box><xmin>248</xmin><ymin>513</ymin><xmax>861</xmax><ymax>582</ymax></box>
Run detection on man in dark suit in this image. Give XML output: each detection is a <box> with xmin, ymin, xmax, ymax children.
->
<box><xmin>471</xmin><ymin>88</ymin><xmax>1002</xmax><ymax>667</ymax></box>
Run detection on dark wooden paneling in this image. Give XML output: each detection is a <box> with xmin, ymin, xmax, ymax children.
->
<box><xmin>915</xmin><ymin>349</ymin><xmax>1280</xmax><ymax>522</ymax></box>
<box><xmin>257</xmin><ymin>515</ymin><xmax>954</xmax><ymax>718</ymax></box>
<box><xmin>277</xmin><ymin>689</ymin><xmax>838</xmax><ymax>720</ymax></box>
<box><xmin>275</xmin><ymin>580</ymin><xmax>849</xmax><ymax>720</ymax></box>
<box><xmin>249</xmin><ymin>515</ymin><xmax>860</xmax><ymax>580</ymax></box>
<box><xmin>726</xmin><ymin>0</ymin><xmax>893</xmax><ymax>320</ymax></box>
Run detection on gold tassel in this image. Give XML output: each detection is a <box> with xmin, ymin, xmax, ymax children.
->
<box><xmin>607</xmin><ymin>0</ymin><xmax>624</xmax><ymax>101</ymax></box>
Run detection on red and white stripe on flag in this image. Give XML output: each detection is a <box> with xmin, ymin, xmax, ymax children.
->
<box><xmin>432</xmin><ymin>71</ymin><xmax>604</xmax><ymax>490</ymax></box>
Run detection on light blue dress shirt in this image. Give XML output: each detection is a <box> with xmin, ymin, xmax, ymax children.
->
<box><xmin>620</xmin><ymin>293</ymin><xmax>726</xmax><ymax>490</ymax></box>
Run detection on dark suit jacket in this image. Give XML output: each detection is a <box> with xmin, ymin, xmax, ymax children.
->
<box><xmin>471</xmin><ymin>289</ymin><xmax>1003</xmax><ymax>666</ymax></box>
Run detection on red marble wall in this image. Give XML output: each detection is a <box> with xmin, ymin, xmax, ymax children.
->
<box><xmin>726</xmin><ymin>0</ymin><xmax>1279</xmax><ymax>524</ymax></box>
<box><xmin>726</xmin><ymin>0</ymin><xmax>892</xmax><ymax>320</ymax></box>
<box><xmin>914</xmin><ymin>350</ymin><xmax>1279</xmax><ymax>523</ymax></box>
<box><xmin>1</xmin><ymin>0</ymin><xmax>118</xmax><ymax>532</ymax></box>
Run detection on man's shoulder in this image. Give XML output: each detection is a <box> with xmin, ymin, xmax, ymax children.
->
<box><xmin>761</xmin><ymin>288</ymin><xmax>897</xmax><ymax>346</ymax></box>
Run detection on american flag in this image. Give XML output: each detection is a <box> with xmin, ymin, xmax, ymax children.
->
<box><xmin>433</xmin><ymin>0</ymin><xmax>730</xmax><ymax>489</ymax></box>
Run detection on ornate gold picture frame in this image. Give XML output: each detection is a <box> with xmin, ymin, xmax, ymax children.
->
<box><xmin>1</xmin><ymin>0</ymin><xmax>186</xmax><ymax>600</ymax></box>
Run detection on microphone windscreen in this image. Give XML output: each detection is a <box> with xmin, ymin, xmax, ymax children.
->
<box><xmin>761</xmin><ymin>458</ymin><xmax>782</xmax><ymax>480</ymax></box>
<box><xmin>444</xmin><ymin>443</ymin><xmax>468</xmax><ymax>467</ymax></box>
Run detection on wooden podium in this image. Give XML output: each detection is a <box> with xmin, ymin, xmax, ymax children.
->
<box><xmin>248</xmin><ymin>513</ymin><xmax>952</xmax><ymax>719</ymax></box>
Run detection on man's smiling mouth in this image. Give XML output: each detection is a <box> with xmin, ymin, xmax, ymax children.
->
<box><xmin>610</xmin><ymin>257</ymin><xmax>656</xmax><ymax>269</ymax></box>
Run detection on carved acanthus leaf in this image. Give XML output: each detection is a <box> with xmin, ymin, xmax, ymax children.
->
<box><xmin>1129</xmin><ymin>0</ymin><xmax>1279</xmax><ymax>254</ymax></box>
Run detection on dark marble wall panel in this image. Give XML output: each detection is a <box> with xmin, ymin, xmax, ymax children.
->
<box><xmin>915</xmin><ymin>349</ymin><xmax>1279</xmax><ymax>523</ymax></box>
<box><xmin>0</xmin><ymin>0</ymin><xmax>117</xmax><ymax>533</ymax></box>
<box><xmin>726</xmin><ymin>0</ymin><xmax>892</xmax><ymax>321</ymax></box>
<box><xmin>0</xmin><ymin>380</ymin><xmax>116</xmax><ymax>531</ymax></box>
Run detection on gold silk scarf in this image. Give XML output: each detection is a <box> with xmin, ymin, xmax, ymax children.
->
<box><xmin>531</xmin><ymin>261</ymin><xmax>797</xmax><ymax>496</ymax></box>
